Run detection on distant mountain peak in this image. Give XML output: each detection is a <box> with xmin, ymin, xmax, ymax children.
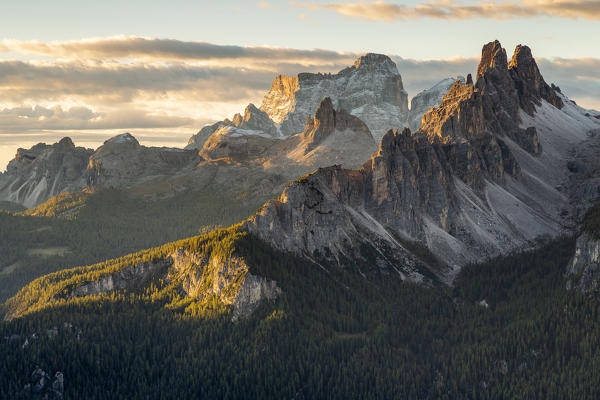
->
<box><xmin>104</xmin><ymin>133</ymin><xmax>139</xmax><ymax>145</ymax></box>
<box><xmin>477</xmin><ymin>40</ymin><xmax>507</xmax><ymax>78</ymax></box>
<box><xmin>57</xmin><ymin>137</ymin><xmax>75</xmax><ymax>148</ymax></box>
<box><xmin>352</xmin><ymin>53</ymin><xmax>397</xmax><ymax>71</ymax></box>
<box><xmin>302</xmin><ymin>97</ymin><xmax>372</xmax><ymax>153</ymax></box>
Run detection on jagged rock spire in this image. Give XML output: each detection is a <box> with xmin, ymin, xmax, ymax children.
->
<box><xmin>477</xmin><ymin>40</ymin><xmax>507</xmax><ymax>79</ymax></box>
<box><xmin>508</xmin><ymin>44</ymin><xmax>564</xmax><ymax>114</ymax></box>
<box><xmin>302</xmin><ymin>97</ymin><xmax>372</xmax><ymax>153</ymax></box>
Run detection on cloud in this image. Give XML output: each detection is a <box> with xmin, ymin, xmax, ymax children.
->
<box><xmin>391</xmin><ymin>56</ymin><xmax>478</xmax><ymax>95</ymax></box>
<box><xmin>0</xmin><ymin>36</ymin><xmax>597</xmax><ymax>162</ymax></box>
<box><xmin>292</xmin><ymin>0</ymin><xmax>600</xmax><ymax>21</ymax></box>
<box><xmin>0</xmin><ymin>60</ymin><xmax>274</xmax><ymax>103</ymax></box>
<box><xmin>537</xmin><ymin>57</ymin><xmax>600</xmax><ymax>109</ymax></box>
<box><xmin>0</xmin><ymin>105</ymin><xmax>193</xmax><ymax>132</ymax></box>
<box><xmin>0</xmin><ymin>36</ymin><xmax>358</xmax><ymax>65</ymax></box>
<box><xmin>258</xmin><ymin>1</ymin><xmax>277</xmax><ymax>9</ymax></box>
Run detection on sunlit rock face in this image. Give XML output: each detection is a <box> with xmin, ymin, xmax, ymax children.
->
<box><xmin>301</xmin><ymin>97</ymin><xmax>373</xmax><ymax>153</ymax></box>
<box><xmin>0</xmin><ymin>138</ymin><xmax>92</xmax><ymax>208</ymax></box>
<box><xmin>232</xmin><ymin>104</ymin><xmax>278</xmax><ymax>137</ymax></box>
<box><xmin>185</xmin><ymin>120</ymin><xmax>230</xmax><ymax>150</ymax></box>
<box><xmin>200</xmin><ymin>96</ymin><xmax>377</xmax><ymax>170</ymax></box>
<box><xmin>187</xmin><ymin>53</ymin><xmax>463</xmax><ymax>150</ymax></box>
<box><xmin>408</xmin><ymin>77</ymin><xmax>465</xmax><ymax>131</ymax></box>
<box><xmin>244</xmin><ymin>41</ymin><xmax>600</xmax><ymax>282</ymax></box>
<box><xmin>260</xmin><ymin>53</ymin><xmax>409</xmax><ymax>142</ymax></box>
<box><xmin>23</xmin><ymin>246</ymin><xmax>282</xmax><ymax>322</ymax></box>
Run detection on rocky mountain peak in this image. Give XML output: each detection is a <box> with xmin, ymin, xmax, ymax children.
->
<box><xmin>302</xmin><ymin>97</ymin><xmax>372</xmax><ymax>152</ymax></box>
<box><xmin>408</xmin><ymin>77</ymin><xmax>466</xmax><ymax>130</ymax></box>
<box><xmin>258</xmin><ymin>53</ymin><xmax>408</xmax><ymax>141</ymax></box>
<box><xmin>313</xmin><ymin>97</ymin><xmax>336</xmax><ymax>131</ymax></box>
<box><xmin>57</xmin><ymin>137</ymin><xmax>75</xmax><ymax>148</ymax></box>
<box><xmin>420</xmin><ymin>40</ymin><xmax>562</xmax><ymax>158</ymax></box>
<box><xmin>508</xmin><ymin>44</ymin><xmax>564</xmax><ymax>115</ymax></box>
<box><xmin>232</xmin><ymin>103</ymin><xmax>277</xmax><ymax>136</ymax></box>
<box><xmin>104</xmin><ymin>133</ymin><xmax>139</xmax><ymax>146</ymax></box>
<box><xmin>477</xmin><ymin>40</ymin><xmax>508</xmax><ymax>79</ymax></box>
<box><xmin>0</xmin><ymin>139</ymin><xmax>93</xmax><ymax>207</ymax></box>
<box><xmin>378</xmin><ymin>127</ymin><xmax>415</xmax><ymax>156</ymax></box>
<box><xmin>351</xmin><ymin>53</ymin><xmax>398</xmax><ymax>74</ymax></box>
<box><xmin>267</xmin><ymin>75</ymin><xmax>300</xmax><ymax>97</ymax></box>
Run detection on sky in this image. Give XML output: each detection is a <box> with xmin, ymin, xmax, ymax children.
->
<box><xmin>0</xmin><ymin>0</ymin><xmax>599</xmax><ymax>170</ymax></box>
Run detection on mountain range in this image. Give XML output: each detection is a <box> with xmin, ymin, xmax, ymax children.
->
<box><xmin>2</xmin><ymin>40</ymin><xmax>600</xmax><ymax>398</ymax></box>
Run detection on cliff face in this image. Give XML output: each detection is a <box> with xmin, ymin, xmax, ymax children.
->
<box><xmin>244</xmin><ymin>126</ymin><xmax>549</xmax><ymax>279</ymax></box>
<box><xmin>5</xmin><ymin>241</ymin><xmax>281</xmax><ymax>321</ymax></box>
<box><xmin>200</xmin><ymin>97</ymin><xmax>377</xmax><ymax>173</ymax></box>
<box><xmin>260</xmin><ymin>53</ymin><xmax>409</xmax><ymax>141</ymax></box>
<box><xmin>244</xmin><ymin>41</ymin><xmax>600</xmax><ymax>281</ymax></box>
<box><xmin>85</xmin><ymin>133</ymin><xmax>201</xmax><ymax>188</ymax></box>
<box><xmin>301</xmin><ymin>97</ymin><xmax>373</xmax><ymax>153</ymax></box>
<box><xmin>231</xmin><ymin>104</ymin><xmax>278</xmax><ymax>137</ymax></box>
<box><xmin>408</xmin><ymin>77</ymin><xmax>465</xmax><ymax>131</ymax></box>
<box><xmin>0</xmin><ymin>138</ymin><xmax>93</xmax><ymax>208</ymax></box>
<box><xmin>420</xmin><ymin>41</ymin><xmax>562</xmax><ymax>156</ymax></box>
<box><xmin>566</xmin><ymin>232</ymin><xmax>600</xmax><ymax>293</ymax></box>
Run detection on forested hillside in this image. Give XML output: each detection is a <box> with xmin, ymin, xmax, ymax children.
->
<box><xmin>0</xmin><ymin>188</ymin><xmax>263</xmax><ymax>301</ymax></box>
<box><xmin>3</xmin><ymin>234</ymin><xmax>600</xmax><ymax>399</ymax></box>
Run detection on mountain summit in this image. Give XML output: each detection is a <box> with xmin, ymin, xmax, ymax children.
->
<box><xmin>244</xmin><ymin>41</ymin><xmax>600</xmax><ymax>280</ymax></box>
<box><xmin>259</xmin><ymin>52</ymin><xmax>408</xmax><ymax>140</ymax></box>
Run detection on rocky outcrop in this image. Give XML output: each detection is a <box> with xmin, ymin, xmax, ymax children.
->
<box><xmin>55</xmin><ymin>247</ymin><xmax>281</xmax><ymax>321</ymax></box>
<box><xmin>244</xmin><ymin>41</ymin><xmax>598</xmax><ymax>281</ymax></box>
<box><xmin>85</xmin><ymin>133</ymin><xmax>200</xmax><ymax>188</ymax></box>
<box><xmin>72</xmin><ymin>259</ymin><xmax>170</xmax><ymax>297</ymax></box>
<box><xmin>566</xmin><ymin>232</ymin><xmax>600</xmax><ymax>292</ymax></box>
<box><xmin>168</xmin><ymin>248</ymin><xmax>280</xmax><ymax>321</ymax></box>
<box><xmin>420</xmin><ymin>41</ymin><xmax>562</xmax><ymax>157</ymax></box>
<box><xmin>0</xmin><ymin>133</ymin><xmax>202</xmax><ymax>208</ymax></box>
<box><xmin>24</xmin><ymin>367</ymin><xmax>64</xmax><ymax>399</ymax></box>
<box><xmin>508</xmin><ymin>45</ymin><xmax>564</xmax><ymax>115</ymax></box>
<box><xmin>199</xmin><ymin>125</ymin><xmax>280</xmax><ymax>162</ymax></box>
<box><xmin>199</xmin><ymin>97</ymin><xmax>377</xmax><ymax>171</ymax></box>
<box><xmin>301</xmin><ymin>97</ymin><xmax>373</xmax><ymax>153</ymax></box>
<box><xmin>244</xmin><ymin>125</ymin><xmax>554</xmax><ymax>278</ymax></box>
<box><xmin>185</xmin><ymin>120</ymin><xmax>230</xmax><ymax>150</ymax></box>
<box><xmin>232</xmin><ymin>104</ymin><xmax>278</xmax><ymax>137</ymax></box>
<box><xmin>260</xmin><ymin>53</ymin><xmax>409</xmax><ymax>141</ymax></box>
<box><xmin>408</xmin><ymin>77</ymin><xmax>465</xmax><ymax>131</ymax></box>
<box><xmin>0</xmin><ymin>137</ymin><xmax>92</xmax><ymax>208</ymax></box>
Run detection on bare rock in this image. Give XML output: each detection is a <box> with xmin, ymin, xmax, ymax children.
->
<box><xmin>185</xmin><ymin>120</ymin><xmax>230</xmax><ymax>150</ymax></box>
<box><xmin>302</xmin><ymin>97</ymin><xmax>373</xmax><ymax>153</ymax></box>
<box><xmin>566</xmin><ymin>232</ymin><xmax>600</xmax><ymax>292</ymax></box>
<box><xmin>260</xmin><ymin>53</ymin><xmax>409</xmax><ymax>141</ymax></box>
<box><xmin>232</xmin><ymin>104</ymin><xmax>278</xmax><ymax>136</ymax></box>
<box><xmin>0</xmin><ymin>138</ymin><xmax>93</xmax><ymax>207</ymax></box>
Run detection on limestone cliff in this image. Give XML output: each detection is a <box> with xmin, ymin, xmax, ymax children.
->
<box><xmin>0</xmin><ymin>138</ymin><xmax>92</xmax><ymax>208</ymax></box>
<box><xmin>4</xmin><ymin>239</ymin><xmax>281</xmax><ymax>321</ymax></box>
<box><xmin>243</xmin><ymin>41</ymin><xmax>600</xmax><ymax>281</ymax></box>
<box><xmin>260</xmin><ymin>53</ymin><xmax>409</xmax><ymax>141</ymax></box>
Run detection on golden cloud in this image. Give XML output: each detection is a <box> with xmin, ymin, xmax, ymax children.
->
<box><xmin>292</xmin><ymin>0</ymin><xmax>600</xmax><ymax>21</ymax></box>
